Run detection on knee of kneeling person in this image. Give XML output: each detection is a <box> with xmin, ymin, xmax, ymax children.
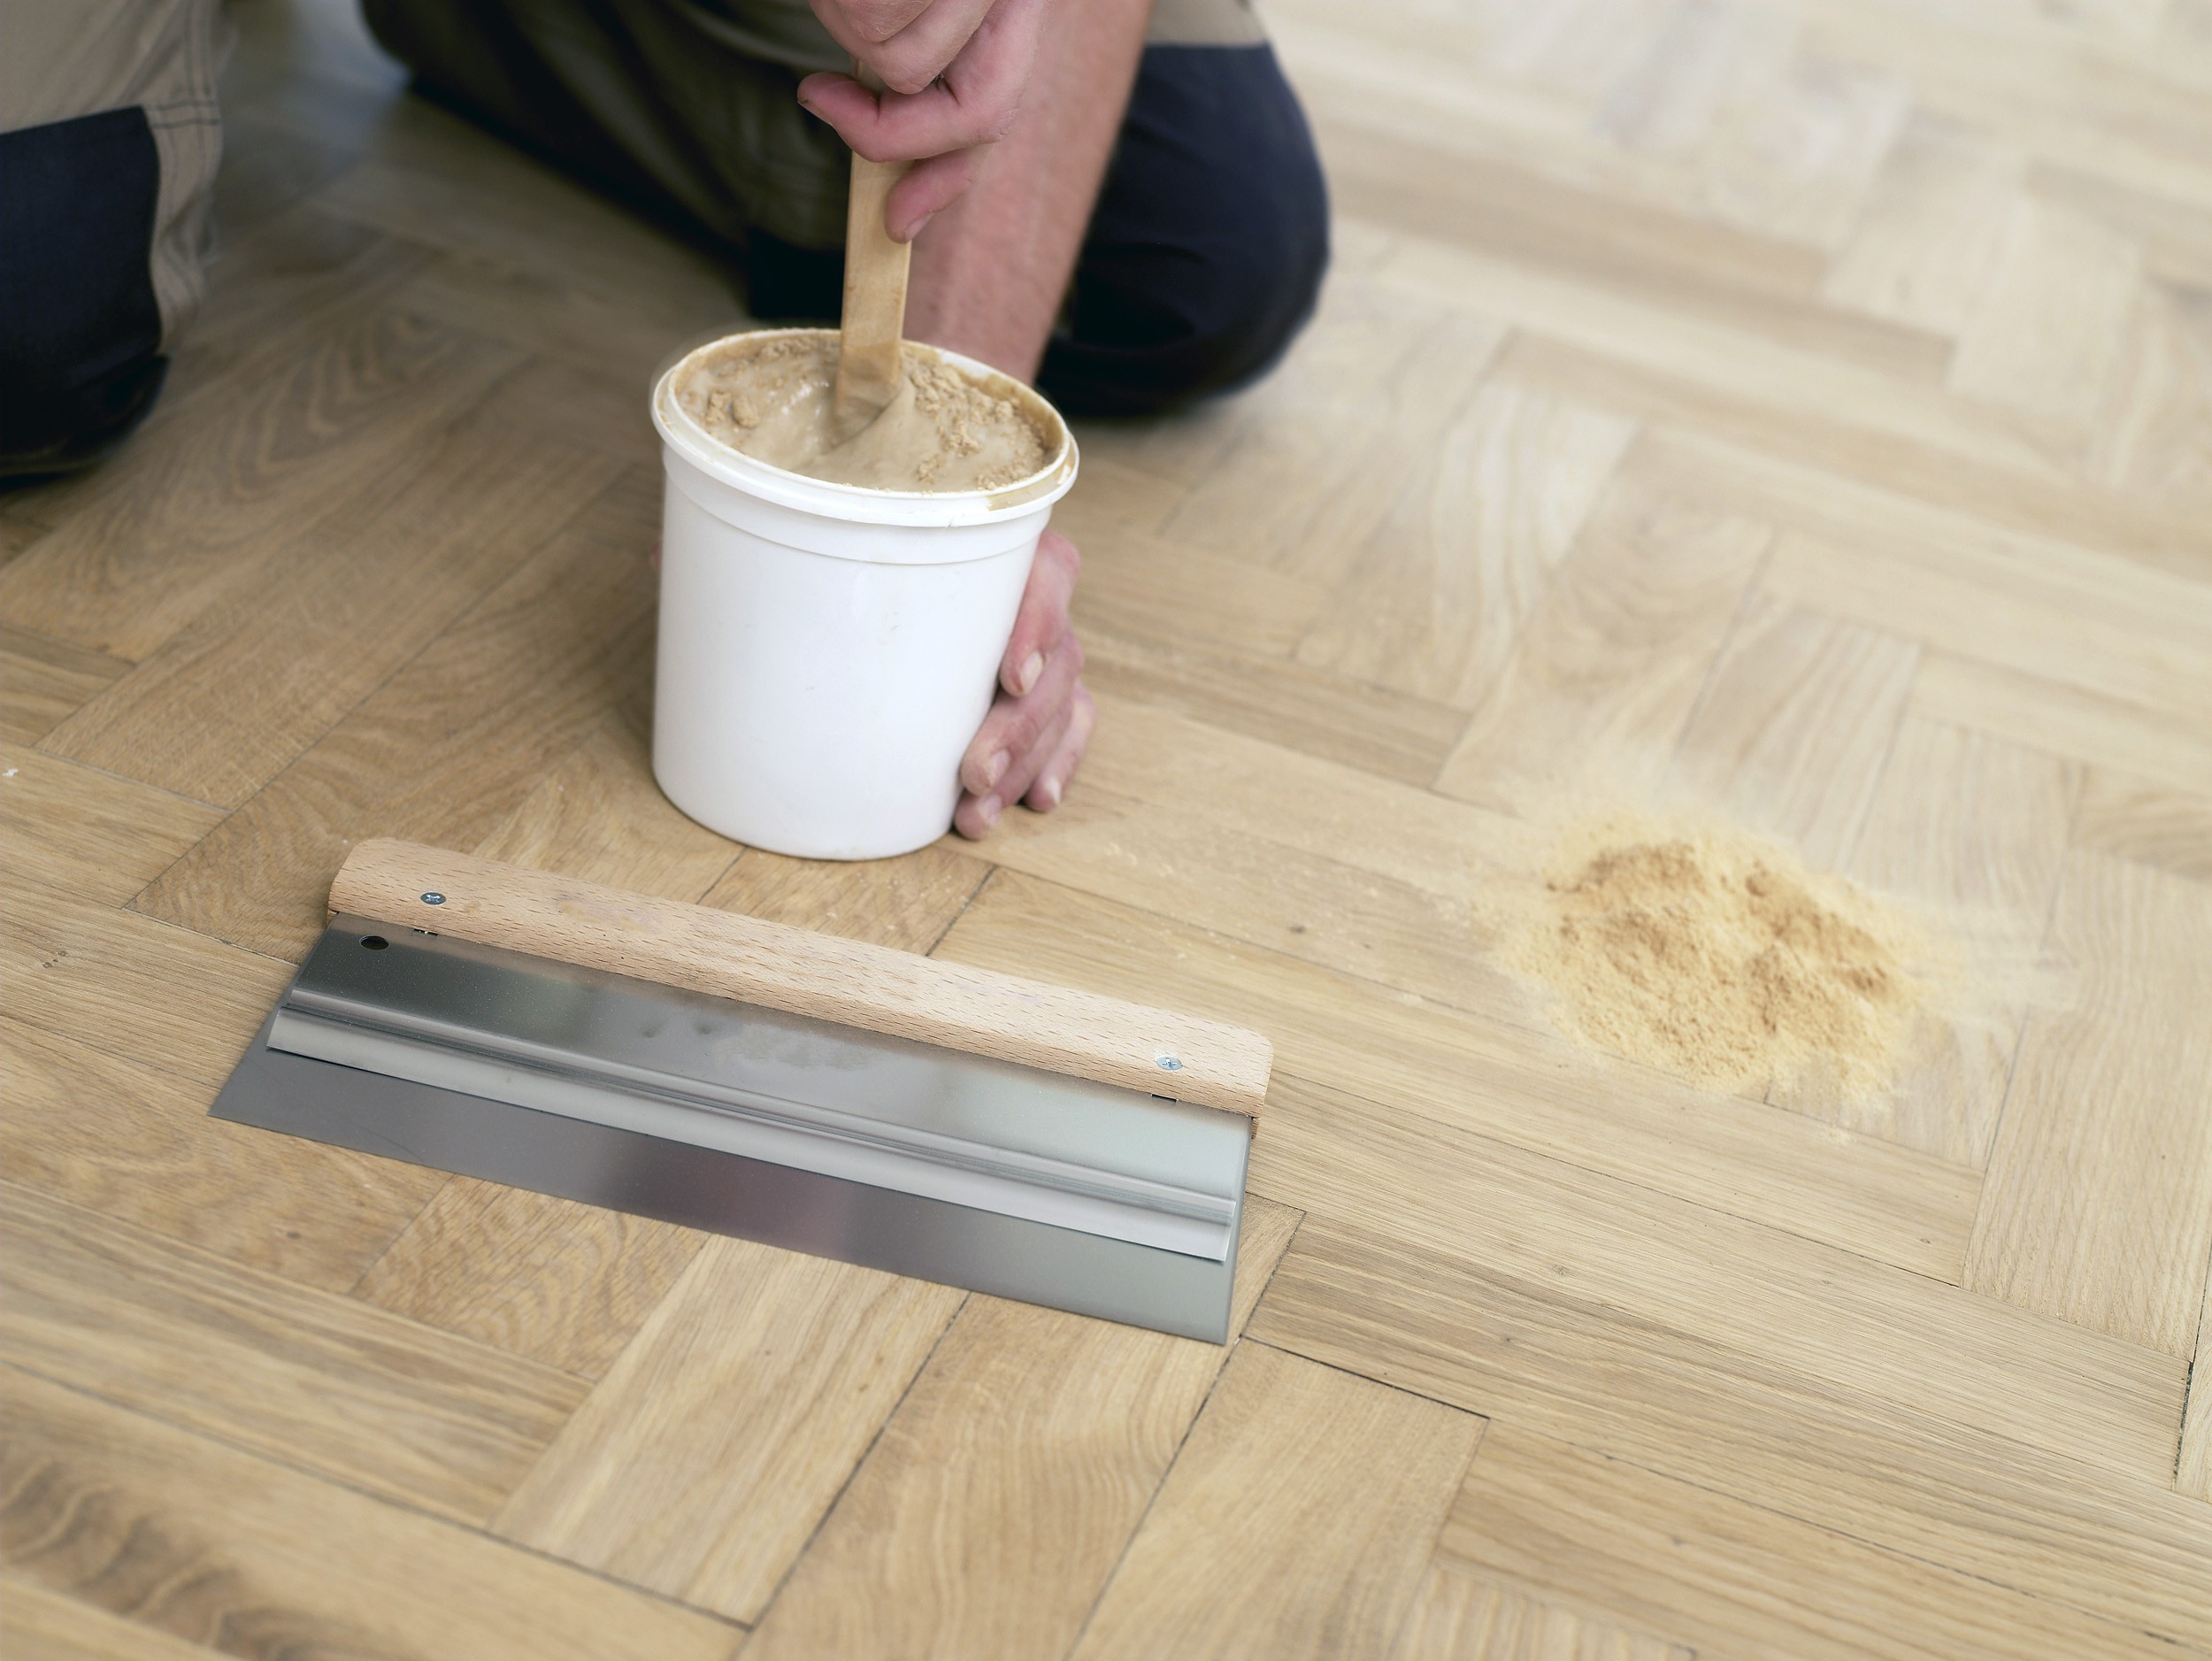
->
<box><xmin>1041</xmin><ymin>45</ymin><xmax>1331</xmax><ymax>419</ymax></box>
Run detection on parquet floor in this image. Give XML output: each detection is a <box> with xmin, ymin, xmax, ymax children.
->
<box><xmin>4</xmin><ymin>0</ymin><xmax>2211</xmax><ymax>1655</ymax></box>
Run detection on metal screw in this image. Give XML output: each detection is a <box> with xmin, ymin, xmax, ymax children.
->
<box><xmin>1156</xmin><ymin>1055</ymin><xmax>1184</xmax><ymax>1072</ymax></box>
<box><xmin>421</xmin><ymin>892</ymin><xmax>446</xmax><ymax>905</ymax></box>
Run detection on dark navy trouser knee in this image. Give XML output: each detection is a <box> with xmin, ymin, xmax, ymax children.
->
<box><xmin>1038</xmin><ymin>42</ymin><xmax>1331</xmax><ymax>419</ymax></box>
<box><xmin>1</xmin><ymin>109</ymin><xmax>169</xmax><ymax>477</ymax></box>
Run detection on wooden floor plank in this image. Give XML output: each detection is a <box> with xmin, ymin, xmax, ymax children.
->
<box><xmin>132</xmin><ymin>470</ymin><xmax>660</xmax><ymax>959</ymax></box>
<box><xmin>1760</xmin><ymin>525</ymin><xmax>2212</xmax><ymax>726</ymax></box>
<box><xmin>1667</xmin><ymin>597</ymin><xmax>1922</xmax><ymax>867</ymax></box>
<box><xmin>1</xmin><ymin>1184</ymin><xmax>584</xmax><ymax>1526</ymax></box>
<box><xmin>1772</xmin><ymin>716</ymin><xmax>2077</xmax><ymax>1165</ymax></box>
<box><xmin>3</xmin><ymin>873</ymin><xmax>292</xmax><ymax>1087</ymax></box>
<box><xmin>1069</xmin><ymin>1342</ymin><xmax>1482</xmax><ymax>1661</ymax></box>
<box><xmin>1440</xmin><ymin>1421</ymin><xmax>2181</xmax><ymax>1661</ymax></box>
<box><xmin>351</xmin><ymin>1183</ymin><xmax>706</xmax><ymax>1380</ymax></box>
<box><xmin>0</xmin><ymin>748</ymin><xmax>222</xmax><ymax>904</ymax></box>
<box><xmin>699</xmin><ymin>842</ymin><xmax>991</xmax><ymax>955</ymax></box>
<box><xmin>495</xmin><ymin>1239</ymin><xmax>967</xmax><ymax>1623</ymax></box>
<box><xmin>1965</xmin><ymin>850</ymin><xmax>2212</xmax><ymax>1356</ymax></box>
<box><xmin>1078</xmin><ymin>619</ymin><xmax>1470</xmax><ymax>789</ymax></box>
<box><xmin>6</xmin><ymin>0</ymin><xmax>2208</xmax><ymax>1644</ymax></box>
<box><xmin>1239</xmin><ymin>1075</ymin><xmax>2180</xmax><ymax>1484</ymax></box>
<box><xmin>2179</xmin><ymin>1256</ymin><xmax>2212</xmax><ymax>1500</ymax></box>
<box><xmin>0</xmin><ymin>309</ymin><xmax>523</xmax><ymax>660</ymax></box>
<box><xmin>1820</xmin><ymin>111</ymin><xmax>2022</xmax><ymax>335</ymax></box>
<box><xmin>1434</xmin><ymin>464</ymin><xmax>1772</xmax><ymax>813</ymax></box>
<box><xmin>0</xmin><ymin>1368</ymin><xmax>737</xmax><ymax>1661</ymax></box>
<box><xmin>40</xmin><ymin>419</ymin><xmax>622</xmax><ymax>808</ymax></box>
<box><xmin>1498</xmin><ymin>331</ymin><xmax>2211</xmax><ymax>584</ymax></box>
<box><xmin>2073</xmin><ymin>766</ymin><xmax>2212</xmax><ymax>881</ymax></box>
<box><xmin>1947</xmin><ymin>196</ymin><xmax>2142</xmax><ymax>448</ymax></box>
<box><xmin>1389</xmin><ymin>1561</ymin><xmax>1693</xmax><ymax>1661</ymax></box>
<box><xmin>1294</xmin><ymin>374</ymin><xmax>1638</xmax><ymax>708</ymax></box>
<box><xmin>741</xmin><ymin>1200</ymin><xmax>1300</xmax><ymax>1661</ymax></box>
<box><xmin>1249</xmin><ymin>1213</ymin><xmax>2212</xmax><ymax>1647</ymax></box>
<box><xmin>1912</xmin><ymin>649</ymin><xmax>2212</xmax><ymax>799</ymax></box>
<box><xmin>1055</xmin><ymin>496</ymin><xmax>1333</xmax><ymax>662</ymax></box>
<box><xmin>0</xmin><ymin>627</ymin><xmax>130</xmax><ymax>746</ymax></box>
<box><xmin>0</xmin><ymin>1579</ymin><xmax>227</xmax><ymax>1661</ymax></box>
<box><xmin>0</xmin><ymin>1019</ymin><xmax>442</xmax><ymax>1294</ymax></box>
<box><xmin>1160</xmin><ymin>288</ymin><xmax>1508</xmax><ymax>584</ymax></box>
<box><xmin>940</xmin><ymin>870</ymin><xmax>1983</xmax><ymax>1285</ymax></box>
<box><xmin>469</xmin><ymin>698</ymin><xmax>739</xmax><ymax>902</ymax></box>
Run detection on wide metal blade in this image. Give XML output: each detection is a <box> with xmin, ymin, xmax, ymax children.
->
<box><xmin>211</xmin><ymin>919</ymin><xmax>1251</xmax><ymax>1342</ymax></box>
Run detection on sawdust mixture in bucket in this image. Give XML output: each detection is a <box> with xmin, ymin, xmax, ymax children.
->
<box><xmin>1498</xmin><ymin>813</ymin><xmax>1933</xmax><ymax>1096</ymax></box>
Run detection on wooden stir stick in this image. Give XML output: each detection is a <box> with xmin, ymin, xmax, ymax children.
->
<box><xmin>832</xmin><ymin>65</ymin><xmax>912</xmax><ymax>440</ymax></box>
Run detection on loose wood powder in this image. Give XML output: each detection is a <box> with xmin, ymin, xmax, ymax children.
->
<box><xmin>1500</xmin><ymin>815</ymin><xmax>1930</xmax><ymax>1096</ymax></box>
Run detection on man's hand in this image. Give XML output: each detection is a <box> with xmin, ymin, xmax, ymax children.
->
<box><xmin>956</xmin><ymin>528</ymin><xmax>1093</xmax><ymax>837</ymax></box>
<box><xmin>798</xmin><ymin>0</ymin><xmax>1044</xmax><ymax>241</ymax></box>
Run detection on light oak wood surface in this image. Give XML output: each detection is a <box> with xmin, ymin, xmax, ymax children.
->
<box><xmin>5</xmin><ymin>0</ymin><xmax>2208</xmax><ymax>1652</ymax></box>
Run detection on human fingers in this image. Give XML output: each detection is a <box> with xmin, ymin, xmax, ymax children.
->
<box><xmin>885</xmin><ymin>147</ymin><xmax>977</xmax><ymax>242</ymax></box>
<box><xmin>1023</xmin><ymin>682</ymin><xmax>1095</xmax><ymax>812</ymax></box>
<box><xmin>957</xmin><ymin>626</ymin><xmax>1083</xmax><ymax>798</ymax></box>
<box><xmin>999</xmin><ymin>528</ymin><xmax>1079</xmax><ymax>698</ymax></box>
<box><xmin>956</xmin><ymin>695</ymin><xmax>1072</xmax><ymax>838</ymax></box>
<box><xmin>864</xmin><ymin>0</ymin><xmax>997</xmax><ymax>93</ymax></box>
<box><xmin>809</xmin><ymin>0</ymin><xmax>933</xmax><ymax>50</ymax></box>
<box><xmin>797</xmin><ymin>0</ymin><xmax>1040</xmax><ymax>161</ymax></box>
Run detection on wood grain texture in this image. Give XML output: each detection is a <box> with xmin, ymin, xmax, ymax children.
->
<box><xmin>0</xmin><ymin>310</ymin><xmax>522</xmax><ymax>660</ymax></box>
<box><xmin>3</xmin><ymin>874</ymin><xmax>292</xmax><ymax>1087</ymax></box>
<box><xmin>1071</xmin><ymin>1341</ymin><xmax>1482</xmax><ymax>1661</ymax></box>
<box><xmin>1294</xmin><ymin>376</ymin><xmax>1638</xmax><ymax>707</ymax></box>
<box><xmin>834</xmin><ymin>149</ymin><xmax>911</xmax><ymax>431</ymax></box>
<box><xmin>133</xmin><ymin>470</ymin><xmax>663</xmax><ymax>958</ymax></box>
<box><xmin>1390</xmin><ymin>1562</ymin><xmax>1692</xmax><ymax>1661</ymax></box>
<box><xmin>1965</xmin><ymin>850</ymin><xmax>2212</xmax><ymax>1355</ymax></box>
<box><xmin>2073</xmin><ymin>766</ymin><xmax>2212</xmax><ymax>880</ymax></box>
<box><xmin>39</xmin><ymin>421</ymin><xmax>622</xmax><ymax>808</ymax></box>
<box><xmin>741</xmin><ymin>1198</ymin><xmax>1300</xmax><ymax>1661</ymax></box>
<box><xmin>1439</xmin><ymin>1422</ymin><xmax>2179</xmax><ymax>1661</ymax></box>
<box><xmin>1435</xmin><ymin>465</ymin><xmax>1773</xmax><ymax>811</ymax></box>
<box><xmin>469</xmin><ymin>699</ymin><xmax>740</xmax><ymax>898</ymax></box>
<box><xmin>939</xmin><ymin>870</ymin><xmax>1982</xmax><ymax>1284</ymax></box>
<box><xmin>495</xmin><ymin>1237</ymin><xmax>965</xmax><ymax>1622</ymax></box>
<box><xmin>0</xmin><ymin>1184</ymin><xmax>583</xmax><ymax>1525</ymax></box>
<box><xmin>2179</xmin><ymin>1257</ymin><xmax>2212</xmax><ymax>1499</ymax></box>
<box><xmin>1241</xmin><ymin>1076</ymin><xmax>2179</xmax><ymax>1484</ymax></box>
<box><xmin>1078</xmin><ymin>619</ymin><xmax>1469</xmax><ymax>788</ymax></box>
<box><xmin>700</xmin><ymin>839</ymin><xmax>990</xmax><ymax>956</ymax></box>
<box><xmin>351</xmin><ymin>1182</ymin><xmax>705</xmax><ymax>1379</ymax></box>
<box><xmin>326</xmin><ymin>838</ymin><xmax>1275</xmax><ymax>1117</ymax></box>
<box><xmin>0</xmin><ymin>1019</ymin><xmax>443</xmax><ymax>1293</ymax></box>
<box><xmin>0</xmin><ymin>1368</ymin><xmax>737</xmax><ymax>1661</ymax></box>
<box><xmin>1912</xmin><ymin>649</ymin><xmax>2212</xmax><ymax>798</ymax></box>
<box><xmin>1669</xmin><ymin>594</ymin><xmax>1921</xmax><ymax>865</ymax></box>
<box><xmin>10</xmin><ymin>0</ymin><xmax>2212</xmax><ymax>1644</ymax></box>
<box><xmin>1249</xmin><ymin>1213</ymin><xmax>2212</xmax><ymax>1647</ymax></box>
<box><xmin>0</xmin><ymin>626</ymin><xmax>128</xmax><ymax>745</ymax></box>
<box><xmin>1780</xmin><ymin>716</ymin><xmax>2077</xmax><ymax>1164</ymax></box>
<box><xmin>0</xmin><ymin>748</ymin><xmax>221</xmax><ymax>904</ymax></box>
<box><xmin>0</xmin><ymin>1580</ymin><xmax>227</xmax><ymax>1661</ymax></box>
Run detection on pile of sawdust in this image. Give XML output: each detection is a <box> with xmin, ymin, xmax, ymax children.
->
<box><xmin>1500</xmin><ymin>814</ymin><xmax>1931</xmax><ymax>1096</ymax></box>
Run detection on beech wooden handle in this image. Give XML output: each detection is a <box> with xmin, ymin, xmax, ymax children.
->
<box><xmin>833</xmin><ymin>65</ymin><xmax>910</xmax><ymax>437</ymax></box>
<box><xmin>329</xmin><ymin>840</ymin><xmax>1271</xmax><ymax>1118</ymax></box>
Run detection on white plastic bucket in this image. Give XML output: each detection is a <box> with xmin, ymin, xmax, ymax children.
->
<box><xmin>649</xmin><ymin>328</ymin><xmax>1079</xmax><ymax>860</ymax></box>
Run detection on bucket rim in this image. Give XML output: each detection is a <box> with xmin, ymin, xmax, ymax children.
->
<box><xmin>651</xmin><ymin>327</ymin><xmax>1079</xmax><ymax>528</ymax></box>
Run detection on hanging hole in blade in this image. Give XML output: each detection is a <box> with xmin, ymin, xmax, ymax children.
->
<box><xmin>361</xmin><ymin>936</ymin><xmax>389</xmax><ymax>950</ymax></box>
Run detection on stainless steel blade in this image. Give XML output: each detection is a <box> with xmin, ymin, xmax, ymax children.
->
<box><xmin>211</xmin><ymin>919</ymin><xmax>1252</xmax><ymax>1342</ymax></box>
